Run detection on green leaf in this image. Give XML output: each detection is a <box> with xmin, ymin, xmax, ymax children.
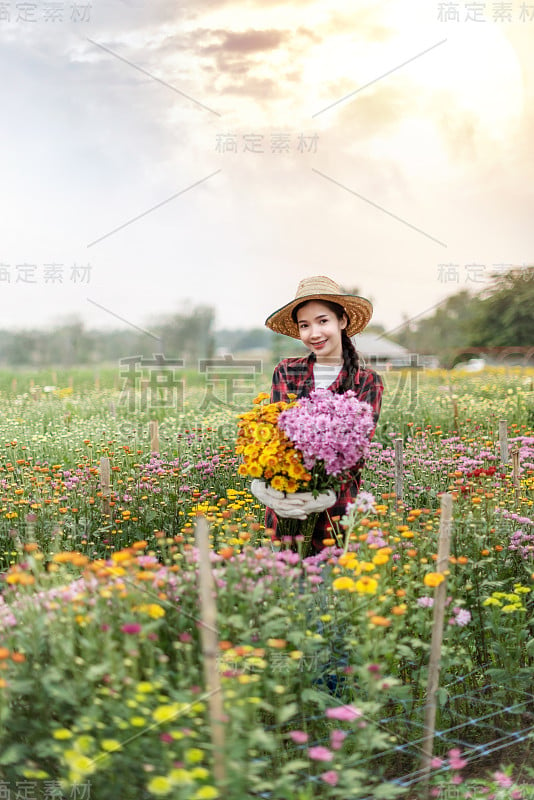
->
<box><xmin>250</xmin><ymin>728</ymin><xmax>277</xmax><ymax>753</ymax></box>
<box><xmin>0</xmin><ymin>743</ymin><xmax>26</xmax><ymax>765</ymax></box>
<box><xmin>301</xmin><ymin>688</ymin><xmax>326</xmax><ymax>706</ymax></box>
<box><xmin>277</xmin><ymin>702</ymin><xmax>298</xmax><ymax>724</ymax></box>
<box><xmin>34</xmin><ymin>739</ymin><xmax>59</xmax><ymax>758</ymax></box>
<box><xmin>85</xmin><ymin>664</ymin><xmax>110</xmax><ymax>682</ymax></box>
<box><xmin>280</xmin><ymin>759</ymin><xmax>310</xmax><ymax>774</ymax></box>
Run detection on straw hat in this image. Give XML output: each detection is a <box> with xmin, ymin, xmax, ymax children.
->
<box><xmin>265</xmin><ymin>276</ymin><xmax>373</xmax><ymax>339</ymax></box>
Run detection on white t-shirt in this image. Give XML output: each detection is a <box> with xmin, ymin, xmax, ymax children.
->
<box><xmin>313</xmin><ymin>362</ymin><xmax>343</xmax><ymax>390</ymax></box>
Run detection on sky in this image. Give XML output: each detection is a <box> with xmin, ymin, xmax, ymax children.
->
<box><xmin>1</xmin><ymin>0</ymin><xmax>533</xmax><ymax>339</ymax></box>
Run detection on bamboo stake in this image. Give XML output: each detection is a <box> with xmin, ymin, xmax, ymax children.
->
<box><xmin>394</xmin><ymin>438</ymin><xmax>403</xmax><ymax>503</ymax></box>
<box><xmin>420</xmin><ymin>493</ymin><xmax>453</xmax><ymax>795</ymax></box>
<box><xmin>100</xmin><ymin>456</ymin><xmax>111</xmax><ymax>518</ymax></box>
<box><xmin>149</xmin><ymin>420</ymin><xmax>160</xmax><ymax>454</ymax></box>
<box><xmin>194</xmin><ymin>516</ymin><xmax>226</xmax><ymax>788</ymax></box>
<box><xmin>499</xmin><ymin>420</ymin><xmax>509</xmax><ymax>465</ymax></box>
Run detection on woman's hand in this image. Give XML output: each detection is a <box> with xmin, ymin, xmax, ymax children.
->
<box><xmin>250</xmin><ymin>479</ymin><xmax>336</xmax><ymax>519</ymax></box>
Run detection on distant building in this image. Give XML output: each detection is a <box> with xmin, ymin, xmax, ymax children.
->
<box><xmin>352</xmin><ymin>333</ymin><xmax>437</xmax><ymax>370</ymax></box>
<box><xmin>215</xmin><ymin>334</ymin><xmax>437</xmax><ymax>372</ymax></box>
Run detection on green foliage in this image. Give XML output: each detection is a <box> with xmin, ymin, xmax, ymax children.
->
<box><xmin>468</xmin><ymin>267</ymin><xmax>534</xmax><ymax>348</ymax></box>
<box><xmin>391</xmin><ymin>267</ymin><xmax>534</xmax><ymax>365</ymax></box>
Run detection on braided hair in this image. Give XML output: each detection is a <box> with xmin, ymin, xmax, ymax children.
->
<box><xmin>338</xmin><ymin>327</ymin><xmax>360</xmax><ymax>393</ymax></box>
<box><xmin>291</xmin><ymin>299</ymin><xmax>360</xmax><ymax>393</ymax></box>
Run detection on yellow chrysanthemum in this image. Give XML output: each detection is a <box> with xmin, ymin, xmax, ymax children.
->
<box><xmin>147</xmin><ymin>776</ymin><xmax>173</xmax><ymax>796</ymax></box>
<box><xmin>333</xmin><ymin>576</ymin><xmax>356</xmax><ymax>592</ymax></box>
<box><xmin>355</xmin><ymin>576</ymin><xmax>378</xmax><ymax>595</ymax></box>
<box><xmin>424</xmin><ymin>572</ymin><xmax>445</xmax><ymax>588</ymax></box>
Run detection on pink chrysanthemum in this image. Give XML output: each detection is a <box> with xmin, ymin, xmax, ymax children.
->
<box><xmin>278</xmin><ymin>390</ymin><xmax>374</xmax><ymax>476</ymax></box>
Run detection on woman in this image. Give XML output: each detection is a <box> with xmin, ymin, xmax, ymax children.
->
<box><xmin>251</xmin><ymin>275</ymin><xmax>383</xmax><ymax>553</ymax></box>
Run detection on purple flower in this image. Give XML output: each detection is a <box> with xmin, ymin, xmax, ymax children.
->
<box><xmin>289</xmin><ymin>730</ymin><xmax>308</xmax><ymax>744</ymax></box>
<box><xmin>308</xmin><ymin>746</ymin><xmax>333</xmax><ymax>762</ymax></box>
<box><xmin>451</xmin><ymin>609</ymin><xmax>471</xmax><ymax>627</ymax></box>
<box><xmin>448</xmin><ymin>748</ymin><xmax>467</xmax><ymax>770</ymax></box>
<box><xmin>121</xmin><ymin>623</ymin><xmax>142</xmax><ymax>635</ymax></box>
<box><xmin>278</xmin><ymin>390</ymin><xmax>375</xmax><ymax>476</ymax></box>
<box><xmin>417</xmin><ymin>596</ymin><xmax>434</xmax><ymax>608</ymax></box>
<box><xmin>326</xmin><ymin>704</ymin><xmax>362</xmax><ymax>721</ymax></box>
<box><xmin>330</xmin><ymin>729</ymin><xmax>347</xmax><ymax>750</ymax></box>
<box><xmin>320</xmin><ymin>770</ymin><xmax>338</xmax><ymax>786</ymax></box>
<box><xmin>493</xmin><ymin>771</ymin><xmax>513</xmax><ymax>789</ymax></box>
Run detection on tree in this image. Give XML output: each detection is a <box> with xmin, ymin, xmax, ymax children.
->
<box><xmin>467</xmin><ymin>267</ymin><xmax>534</xmax><ymax>347</ymax></box>
<box><xmin>391</xmin><ymin>290</ymin><xmax>478</xmax><ymax>363</ymax></box>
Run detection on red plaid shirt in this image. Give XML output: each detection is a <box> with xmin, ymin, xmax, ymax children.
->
<box><xmin>265</xmin><ymin>354</ymin><xmax>384</xmax><ymax>552</ymax></box>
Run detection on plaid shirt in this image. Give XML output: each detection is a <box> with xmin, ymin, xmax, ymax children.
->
<box><xmin>265</xmin><ymin>354</ymin><xmax>384</xmax><ymax>552</ymax></box>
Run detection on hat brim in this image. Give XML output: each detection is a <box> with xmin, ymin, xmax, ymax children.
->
<box><xmin>265</xmin><ymin>293</ymin><xmax>373</xmax><ymax>339</ymax></box>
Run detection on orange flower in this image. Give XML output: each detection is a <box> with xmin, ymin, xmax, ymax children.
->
<box><xmin>267</xmin><ymin>639</ymin><xmax>287</xmax><ymax>649</ymax></box>
<box><xmin>11</xmin><ymin>652</ymin><xmax>25</xmax><ymax>663</ymax></box>
<box><xmin>0</xmin><ymin>648</ymin><xmax>10</xmax><ymax>660</ymax></box>
<box><xmin>369</xmin><ymin>615</ymin><xmax>391</xmax><ymax>627</ymax></box>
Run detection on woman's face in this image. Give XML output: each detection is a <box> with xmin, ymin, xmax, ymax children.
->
<box><xmin>295</xmin><ymin>301</ymin><xmax>347</xmax><ymax>363</ymax></box>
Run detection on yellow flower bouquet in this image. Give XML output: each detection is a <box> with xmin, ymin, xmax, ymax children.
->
<box><xmin>236</xmin><ymin>392</ymin><xmax>312</xmax><ymax>493</ymax></box>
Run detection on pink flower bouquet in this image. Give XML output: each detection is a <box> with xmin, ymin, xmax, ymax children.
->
<box><xmin>278</xmin><ymin>389</ymin><xmax>375</xmax><ymax>494</ymax></box>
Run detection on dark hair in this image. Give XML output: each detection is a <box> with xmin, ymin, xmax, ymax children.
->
<box><xmin>291</xmin><ymin>299</ymin><xmax>360</xmax><ymax>393</ymax></box>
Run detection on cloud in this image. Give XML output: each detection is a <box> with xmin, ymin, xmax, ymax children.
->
<box><xmin>199</xmin><ymin>28</ymin><xmax>287</xmax><ymax>54</ymax></box>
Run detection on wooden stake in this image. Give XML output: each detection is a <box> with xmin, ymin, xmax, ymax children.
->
<box><xmin>499</xmin><ymin>420</ymin><xmax>509</xmax><ymax>465</ymax></box>
<box><xmin>394</xmin><ymin>438</ymin><xmax>403</xmax><ymax>503</ymax></box>
<box><xmin>11</xmin><ymin>378</ymin><xmax>16</xmax><ymax>393</ymax></box>
<box><xmin>453</xmin><ymin>399</ymin><xmax>458</xmax><ymax>430</ymax></box>
<box><xmin>511</xmin><ymin>448</ymin><xmax>520</xmax><ymax>501</ymax></box>
<box><xmin>100</xmin><ymin>456</ymin><xmax>111</xmax><ymax>518</ymax></box>
<box><xmin>194</xmin><ymin>516</ymin><xmax>226</xmax><ymax>788</ymax></box>
<box><xmin>149</xmin><ymin>420</ymin><xmax>160</xmax><ymax>454</ymax></box>
<box><xmin>420</xmin><ymin>493</ymin><xmax>453</xmax><ymax>795</ymax></box>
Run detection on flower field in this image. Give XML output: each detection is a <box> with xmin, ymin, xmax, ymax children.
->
<box><xmin>0</xmin><ymin>366</ymin><xmax>533</xmax><ymax>800</ymax></box>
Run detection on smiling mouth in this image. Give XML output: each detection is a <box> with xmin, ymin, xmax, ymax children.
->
<box><xmin>312</xmin><ymin>341</ymin><xmax>327</xmax><ymax>347</ymax></box>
